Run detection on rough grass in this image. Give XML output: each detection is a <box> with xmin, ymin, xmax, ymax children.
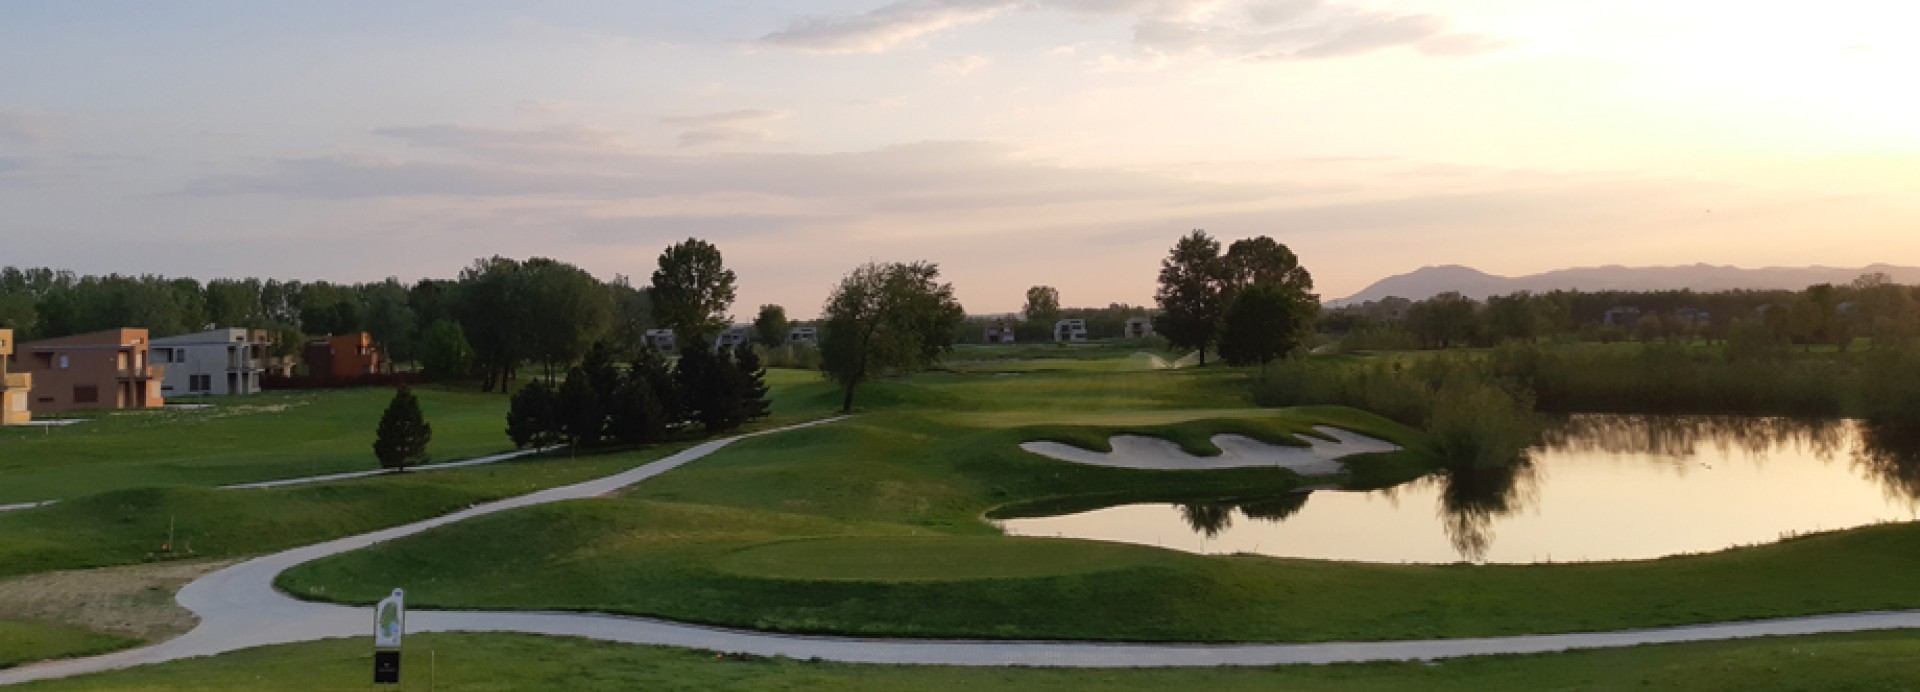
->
<box><xmin>0</xmin><ymin>621</ymin><xmax>135</xmax><ymax>670</ymax></box>
<box><xmin>0</xmin><ymin>372</ymin><xmax>845</xmax><ymax>579</ymax></box>
<box><xmin>0</xmin><ymin>388</ymin><xmax>512</xmax><ymax>504</ymax></box>
<box><xmin>17</xmin><ymin>630</ymin><xmax>1920</xmax><ymax>690</ymax></box>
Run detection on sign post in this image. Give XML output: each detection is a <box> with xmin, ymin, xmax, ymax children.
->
<box><xmin>373</xmin><ymin>588</ymin><xmax>405</xmax><ymax>685</ymax></box>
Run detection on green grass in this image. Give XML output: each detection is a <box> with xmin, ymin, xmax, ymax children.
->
<box><xmin>276</xmin><ymin>364</ymin><xmax>1920</xmax><ymax>644</ymax></box>
<box><xmin>18</xmin><ymin>630</ymin><xmax>1920</xmax><ymax>690</ymax></box>
<box><xmin>0</xmin><ymin>388</ymin><xmax>512</xmax><ymax>504</ymax></box>
<box><xmin>0</xmin><ymin>621</ymin><xmax>136</xmax><ymax>670</ymax></box>
<box><xmin>277</xmin><ymin>411</ymin><xmax>1920</xmax><ymax>642</ymax></box>
<box><xmin>0</xmin><ymin>371</ymin><xmax>845</xmax><ymax>579</ymax></box>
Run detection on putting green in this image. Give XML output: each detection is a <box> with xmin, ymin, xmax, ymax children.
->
<box><xmin>714</xmin><ymin>536</ymin><xmax>1147</xmax><ymax>582</ymax></box>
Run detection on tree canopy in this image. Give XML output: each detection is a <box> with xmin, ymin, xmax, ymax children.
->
<box><xmin>1023</xmin><ymin>285</ymin><xmax>1061</xmax><ymax>324</ymax></box>
<box><xmin>1154</xmin><ymin>230</ymin><xmax>1226</xmax><ymax>366</ymax></box>
<box><xmin>649</xmin><ymin>238</ymin><xmax>737</xmax><ymax>344</ymax></box>
<box><xmin>820</xmin><ymin>261</ymin><xmax>965</xmax><ymax>413</ymax></box>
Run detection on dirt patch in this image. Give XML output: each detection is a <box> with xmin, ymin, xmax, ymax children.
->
<box><xmin>0</xmin><ymin>559</ymin><xmax>232</xmax><ymax>642</ymax></box>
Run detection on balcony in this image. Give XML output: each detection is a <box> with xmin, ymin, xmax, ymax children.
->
<box><xmin>2</xmin><ymin>372</ymin><xmax>27</xmax><ymax>390</ymax></box>
<box><xmin>117</xmin><ymin>365</ymin><xmax>162</xmax><ymax>380</ymax></box>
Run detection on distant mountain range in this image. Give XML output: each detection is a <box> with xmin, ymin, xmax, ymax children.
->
<box><xmin>1329</xmin><ymin>264</ymin><xmax>1920</xmax><ymax>306</ymax></box>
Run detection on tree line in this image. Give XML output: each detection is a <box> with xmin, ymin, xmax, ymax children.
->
<box><xmin>1326</xmin><ymin>273</ymin><xmax>1920</xmax><ymax>352</ymax></box>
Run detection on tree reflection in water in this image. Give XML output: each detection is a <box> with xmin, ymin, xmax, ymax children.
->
<box><xmin>1175</xmin><ymin>493</ymin><xmax>1311</xmax><ymax>538</ymax></box>
<box><xmin>1434</xmin><ymin>458</ymin><xmax>1539</xmax><ymax>562</ymax></box>
<box><xmin>1538</xmin><ymin>414</ymin><xmax>1849</xmax><ymax>464</ymax></box>
<box><xmin>1856</xmin><ymin>423</ymin><xmax>1920</xmax><ymax>508</ymax></box>
<box><xmin>1152</xmin><ymin>415</ymin><xmax>1920</xmax><ymax>561</ymax></box>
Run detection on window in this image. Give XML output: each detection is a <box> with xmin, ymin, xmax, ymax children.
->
<box><xmin>190</xmin><ymin>374</ymin><xmax>212</xmax><ymax>392</ymax></box>
<box><xmin>58</xmin><ymin>355</ymin><xmax>69</xmax><ymax>370</ymax></box>
<box><xmin>73</xmin><ymin>385</ymin><xmax>98</xmax><ymax>404</ymax></box>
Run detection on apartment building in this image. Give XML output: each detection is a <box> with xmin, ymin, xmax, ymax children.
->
<box><xmin>0</xmin><ymin>328</ymin><xmax>30</xmax><ymax>425</ymax></box>
<box><xmin>15</xmin><ymin>328</ymin><xmax>165</xmax><ymax>414</ymax></box>
<box><xmin>151</xmin><ymin>328</ymin><xmax>272</xmax><ymax>397</ymax></box>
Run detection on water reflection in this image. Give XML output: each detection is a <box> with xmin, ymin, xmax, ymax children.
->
<box><xmin>1175</xmin><ymin>493</ymin><xmax>1311</xmax><ymax>538</ymax></box>
<box><xmin>1435</xmin><ymin>459</ymin><xmax>1540</xmax><ymax>562</ymax></box>
<box><xmin>1002</xmin><ymin>415</ymin><xmax>1920</xmax><ymax>564</ymax></box>
<box><xmin>1856</xmin><ymin>424</ymin><xmax>1920</xmax><ymax>507</ymax></box>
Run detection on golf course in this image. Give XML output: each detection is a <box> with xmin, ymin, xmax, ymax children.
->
<box><xmin>7</xmin><ymin>343</ymin><xmax>1920</xmax><ymax>689</ymax></box>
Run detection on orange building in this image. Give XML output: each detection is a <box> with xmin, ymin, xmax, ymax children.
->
<box><xmin>15</xmin><ymin>328</ymin><xmax>165</xmax><ymax>414</ymax></box>
<box><xmin>1</xmin><ymin>328</ymin><xmax>32</xmax><ymax>425</ymax></box>
<box><xmin>302</xmin><ymin>332</ymin><xmax>382</xmax><ymax>380</ymax></box>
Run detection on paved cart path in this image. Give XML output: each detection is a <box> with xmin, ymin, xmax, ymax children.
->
<box><xmin>6</xmin><ymin>415</ymin><xmax>1920</xmax><ymax>685</ymax></box>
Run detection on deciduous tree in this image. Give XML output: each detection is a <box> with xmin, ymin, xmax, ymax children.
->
<box><xmin>650</xmin><ymin>238</ymin><xmax>737</xmax><ymax>345</ymax></box>
<box><xmin>821</xmin><ymin>261</ymin><xmax>965</xmax><ymax>413</ymax></box>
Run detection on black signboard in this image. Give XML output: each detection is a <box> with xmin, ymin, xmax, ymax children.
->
<box><xmin>374</xmin><ymin>650</ymin><xmax>401</xmax><ymax>684</ymax></box>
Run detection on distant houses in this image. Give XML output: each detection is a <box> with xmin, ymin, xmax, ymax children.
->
<box><xmin>302</xmin><ymin>332</ymin><xmax>382</xmax><ymax>380</ymax></box>
<box><xmin>1125</xmin><ymin>317</ymin><xmax>1154</xmax><ymax>339</ymax></box>
<box><xmin>643</xmin><ymin>328</ymin><xmax>678</xmax><ymax>353</ymax></box>
<box><xmin>714</xmin><ymin>325</ymin><xmax>752</xmax><ymax>350</ymax></box>
<box><xmin>13</xmin><ymin>328</ymin><xmax>165</xmax><ymax>414</ymax></box>
<box><xmin>1053</xmin><ymin>319</ymin><xmax>1089</xmax><ymax>342</ymax></box>
<box><xmin>983</xmin><ymin>320</ymin><xmax>1016</xmax><ymax>344</ymax></box>
<box><xmin>1602</xmin><ymin>307</ymin><xmax>1641</xmax><ymax>327</ymax></box>
<box><xmin>0</xmin><ymin>328</ymin><xmax>30</xmax><ymax>425</ymax></box>
<box><xmin>151</xmin><ymin>328</ymin><xmax>272</xmax><ymax>397</ymax></box>
<box><xmin>788</xmin><ymin>326</ymin><xmax>818</xmax><ymax>347</ymax></box>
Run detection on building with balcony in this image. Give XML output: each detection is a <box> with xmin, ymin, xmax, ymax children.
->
<box><xmin>15</xmin><ymin>328</ymin><xmax>165</xmax><ymax>414</ymax></box>
<box><xmin>1053</xmin><ymin>319</ymin><xmax>1089</xmax><ymax>342</ymax></box>
<box><xmin>302</xmin><ymin>332</ymin><xmax>382</xmax><ymax>381</ymax></box>
<box><xmin>788</xmin><ymin>326</ymin><xmax>819</xmax><ymax>347</ymax></box>
<box><xmin>1</xmin><ymin>328</ymin><xmax>31</xmax><ymax>425</ymax></box>
<box><xmin>1125</xmin><ymin>316</ymin><xmax>1154</xmax><ymax>339</ymax></box>
<box><xmin>151</xmin><ymin>328</ymin><xmax>272</xmax><ymax>397</ymax></box>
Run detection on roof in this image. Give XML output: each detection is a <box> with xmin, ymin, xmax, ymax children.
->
<box><xmin>151</xmin><ymin>328</ymin><xmax>266</xmax><ymax>346</ymax></box>
<box><xmin>20</xmin><ymin>328</ymin><xmax>150</xmax><ymax>350</ymax></box>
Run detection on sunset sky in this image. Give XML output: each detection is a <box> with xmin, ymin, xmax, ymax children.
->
<box><xmin>3</xmin><ymin>1</ymin><xmax>1916</xmax><ymax>315</ymax></box>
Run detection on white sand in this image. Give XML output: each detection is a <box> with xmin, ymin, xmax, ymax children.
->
<box><xmin>1019</xmin><ymin>426</ymin><xmax>1400</xmax><ymax>476</ymax></box>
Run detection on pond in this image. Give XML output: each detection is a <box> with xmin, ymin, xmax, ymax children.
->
<box><xmin>997</xmin><ymin>415</ymin><xmax>1920</xmax><ymax>564</ymax></box>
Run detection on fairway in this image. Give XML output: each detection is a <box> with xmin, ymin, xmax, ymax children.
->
<box><xmin>0</xmin><ymin>388</ymin><xmax>512</xmax><ymax>504</ymax></box>
<box><xmin>16</xmin><ymin>629</ymin><xmax>1920</xmax><ymax>691</ymax></box>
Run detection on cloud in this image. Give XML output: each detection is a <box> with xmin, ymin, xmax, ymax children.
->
<box><xmin>757</xmin><ymin>0</ymin><xmax>1014</xmax><ymax>54</ymax></box>
<box><xmin>755</xmin><ymin>1</ymin><xmax>1505</xmax><ymax>62</ymax></box>
<box><xmin>0</xmin><ymin>108</ymin><xmax>54</xmax><ymax>144</ymax></box>
<box><xmin>1139</xmin><ymin>4</ymin><xmax>1501</xmax><ymax>62</ymax></box>
<box><xmin>375</xmin><ymin>124</ymin><xmax>631</xmax><ymax>153</ymax></box>
<box><xmin>933</xmin><ymin>54</ymin><xmax>992</xmax><ymax>75</ymax></box>
<box><xmin>659</xmin><ymin>109</ymin><xmax>788</xmax><ymax>149</ymax></box>
<box><xmin>178</xmin><ymin>132</ymin><xmax>1282</xmax><ymax>214</ymax></box>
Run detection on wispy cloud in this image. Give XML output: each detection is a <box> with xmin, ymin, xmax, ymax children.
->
<box><xmin>933</xmin><ymin>54</ymin><xmax>992</xmax><ymax>75</ymax></box>
<box><xmin>757</xmin><ymin>0</ymin><xmax>1013</xmax><ymax>54</ymax></box>
<box><xmin>755</xmin><ymin>0</ymin><xmax>1506</xmax><ymax>62</ymax></box>
<box><xmin>0</xmin><ymin>108</ymin><xmax>55</xmax><ymax>144</ymax></box>
<box><xmin>659</xmin><ymin>109</ymin><xmax>788</xmax><ymax>148</ymax></box>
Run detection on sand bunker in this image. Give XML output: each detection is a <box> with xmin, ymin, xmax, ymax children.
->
<box><xmin>1020</xmin><ymin>426</ymin><xmax>1400</xmax><ymax>475</ymax></box>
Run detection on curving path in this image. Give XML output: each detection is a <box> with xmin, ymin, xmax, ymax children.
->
<box><xmin>5</xmin><ymin>416</ymin><xmax>1920</xmax><ymax>685</ymax></box>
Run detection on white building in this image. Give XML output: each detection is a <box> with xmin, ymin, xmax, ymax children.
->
<box><xmin>1125</xmin><ymin>317</ymin><xmax>1154</xmax><ymax>339</ymax></box>
<box><xmin>1054</xmin><ymin>319</ymin><xmax>1089</xmax><ymax>342</ymax></box>
<box><xmin>714</xmin><ymin>325</ymin><xmax>753</xmax><ymax>350</ymax></box>
<box><xmin>643</xmin><ymin>328</ymin><xmax>678</xmax><ymax>352</ymax></box>
<box><xmin>150</xmin><ymin>328</ymin><xmax>271</xmax><ymax>397</ymax></box>
<box><xmin>789</xmin><ymin>326</ymin><xmax>819</xmax><ymax>347</ymax></box>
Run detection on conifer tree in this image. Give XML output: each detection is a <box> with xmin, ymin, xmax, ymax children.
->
<box><xmin>373</xmin><ymin>385</ymin><xmax>432</xmax><ymax>470</ymax></box>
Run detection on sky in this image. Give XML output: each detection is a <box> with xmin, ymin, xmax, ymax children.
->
<box><xmin>2</xmin><ymin>1</ymin><xmax>1917</xmax><ymax>316</ymax></box>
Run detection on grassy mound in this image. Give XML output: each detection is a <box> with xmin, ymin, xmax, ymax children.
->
<box><xmin>715</xmin><ymin>536</ymin><xmax>1148</xmax><ymax>582</ymax></box>
<box><xmin>0</xmin><ymin>621</ymin><xmax>135</xmax><ymax>670</ymax></box>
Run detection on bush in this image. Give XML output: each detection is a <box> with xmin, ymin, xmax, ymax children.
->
<box><xmin>1253</xmin><ymin>357</ymin><xmax>1539</xmax><ymax>469</ymax></box>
